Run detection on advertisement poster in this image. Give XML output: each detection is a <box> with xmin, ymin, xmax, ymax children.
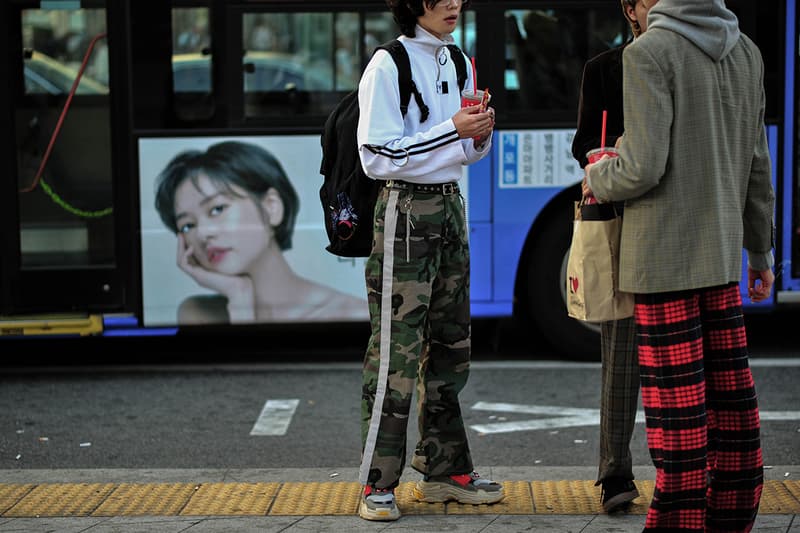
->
<box><xmin>138</xmin><ymin>136</ymin><xmax>369</xmax><ymax>327</ymax></box>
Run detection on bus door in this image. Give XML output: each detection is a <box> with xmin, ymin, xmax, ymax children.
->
<box><xmin>0</xmin><ymin>0</ymin><xmax>123</xmax><ymax>317</ymax></box>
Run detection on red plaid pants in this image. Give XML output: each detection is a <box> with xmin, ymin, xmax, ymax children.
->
<box><xmin>636</xmin><ymin>283</ymin><xmax>763</xmax><ymax>532</ymax></box>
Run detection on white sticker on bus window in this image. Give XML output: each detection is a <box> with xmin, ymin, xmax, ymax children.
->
<box><xmin>498</xmin><ymin>130</ymin><xmax>583</xmax><ymax>189</ymax></box>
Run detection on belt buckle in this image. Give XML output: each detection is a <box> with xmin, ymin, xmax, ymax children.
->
<box><xmin>442</xmin><ymin>183</ymin><xmax>456</xmax><ymax>195</ymax></box>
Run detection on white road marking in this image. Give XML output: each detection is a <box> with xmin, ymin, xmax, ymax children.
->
<box><xmin>250</xmin><ymin>399</ymin><xmax>300</xmax><ymax>436</ymax></box>
<box><xmin>470</xmin><ymin>402</ymin><xmax>800</xmax><ymax>435</ymax></box>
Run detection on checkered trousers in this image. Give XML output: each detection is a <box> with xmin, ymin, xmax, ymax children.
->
<box><xmin>598</xmin><ymin>316</ymin><xmax>639</xmax><ymax>483</ymax></box>
<box><xmin>635</xmin><ymin>283</ymin><xmax>763</xmax><ymax>532</ymax></box>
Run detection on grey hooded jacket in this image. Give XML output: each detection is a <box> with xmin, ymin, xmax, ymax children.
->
<box><xmin>586</xmin><ymin>0</ymin><xmax>774</xmax><ymax>294</ymax></box>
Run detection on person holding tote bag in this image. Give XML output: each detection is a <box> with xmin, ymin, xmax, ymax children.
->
<box><xmin>571</xmin><ymin>0</ymin><xmax>654</xmax><ymax>513</ymax></box>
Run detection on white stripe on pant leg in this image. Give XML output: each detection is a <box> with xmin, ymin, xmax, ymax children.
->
<box><xmin>359</xmin><ymin>190</ymin><xmax>400</xmax><ymax>486</ymax></box>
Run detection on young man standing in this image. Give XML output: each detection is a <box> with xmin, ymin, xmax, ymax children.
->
<box><xmin>584</xmin><ymin>0</ymin><xmax>774</xmax><ymax>530</ymax></box>
<box><xmin>571</xmin><ymin>0</ymin><xmax>654</xmax><ymax>514</ymax></box>
<box><xmin>356</xmin><ymin>0</ymin><xmax>502</xmax><ymax>522</ymax></box>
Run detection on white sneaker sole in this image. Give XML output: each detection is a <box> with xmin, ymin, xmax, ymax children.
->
<box><xmin>358</xmin><ymin>499</ymin><xmax>400</xmax><ymax>521</ymax></box>
<box><xmin>413</xmin><ymin>481</ymin><xmax>504</xmax><ymax>504</ymax></box>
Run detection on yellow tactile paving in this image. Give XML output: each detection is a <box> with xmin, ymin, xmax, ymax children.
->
<box><xmin>93</xmin><ymin>483</ymin><xmax>197</xmax><ymax>516</ymax></box>
<box><xmin>785</xmin><ymin>480</ymin><xmax>800</xmax><ymax>502</ymax></box>
<box><xmin>3</xmin><ymin>482</ymin><xmax>115</xmax><ymax>517</ymax></box>
<box><xmin>396</xmin><ymin>481</ymin><xmax>446</xmax><ymax>515</ymax></box>
<box><xmin>180</xmin><ymin>482</ymin><xmax>279</xmax><ymax>516</ymax></box>
<box><xmin>0</xmin><ymin>484</ymin><xmax>34</xmax><ymax>514</ymax></box>
<box><xmin>270</xmin><ymin>481</ymin><xmax>359</xmax><ymax>515</ymax></box>
<box><xmin>628</xmin><ymin>480</ymin><xmax>654</xmax><ymax>514</ymax></box>
<box><xmin>0</xmin><ymin>480</ymin><xmax>797</xmax><ymax>517</ymax></box>
<box><xmin>531</xmin><ymin>480</ymin><xmax>603</xmax><ymax>514</ymax></box>
<box><xmin>759</xmin><ymin>480</ymin><xmax>800</xmax><ymax>514</ymax></box>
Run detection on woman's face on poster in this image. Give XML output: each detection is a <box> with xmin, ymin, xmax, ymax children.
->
<box><xmin>173</xmin><ymin>173</ymin><xmax>277</xmax><ymax>275</ymax></box>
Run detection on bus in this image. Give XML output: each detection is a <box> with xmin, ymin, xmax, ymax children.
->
<box><xmin>0</xmin><ymin>0</ymin><xmax>796</xmax><ymax>359</ymax></box>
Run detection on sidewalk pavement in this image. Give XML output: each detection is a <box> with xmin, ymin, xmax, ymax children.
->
<box><xmin>0</xmin><ymin>466</ymin><xmax>797</xmax><ymax>532</ymax></box>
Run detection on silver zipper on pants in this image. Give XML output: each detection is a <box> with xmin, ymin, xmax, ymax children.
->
<box><xmin>404</xmin><ymin>194</ymin><xmax>414</xmax><ymax>262</ymax></box>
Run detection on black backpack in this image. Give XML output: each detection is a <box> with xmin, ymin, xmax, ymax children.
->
<box><xmin>319</xmin><ymin>39</ymin><xmax>467</xmax><ymax>257</ymax></box>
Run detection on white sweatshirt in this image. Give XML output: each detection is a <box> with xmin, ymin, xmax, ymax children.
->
<box><xmin>357</xmin><ymin>25</ymin><xmax>491</xmax><ymax>185</ymax></box>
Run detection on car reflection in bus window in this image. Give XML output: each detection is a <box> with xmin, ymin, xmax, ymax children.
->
<box><xmin>171</xmin><ymin>53</ymin><xmax>331</xmax><ymax>93</ymax></box>
<box><xmin>24</xmin><ymin>50</ymin><xmax>109</xmax><ymax>95</ymax></box>
<box><xmin>154</xmin><ymin>141</ymin><xmax>368</xmax><ymax>325</ymax></box>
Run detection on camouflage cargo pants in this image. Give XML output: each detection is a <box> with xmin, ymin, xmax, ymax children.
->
<box><xmin>359</xmin><ymin>183</ymin><xmax>473</xmax><ymax>489</ymax></box>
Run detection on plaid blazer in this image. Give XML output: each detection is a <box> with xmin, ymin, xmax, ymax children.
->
<box><xmin>587</xmin><ymin>29</ymin><xmax>774</xmax><ymax>294</ymax></box>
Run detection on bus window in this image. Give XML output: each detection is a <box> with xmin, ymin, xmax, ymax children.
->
<box><xmin>16</xmin><ymin>7</ymin><xmax>113</xmax><ymax>269</ymax></box>
<box><xmin>241</xmin><ymin>12</ymin><xmax>330</xmax><ymax>119</ymax></box>
<box><xmin>451</xmin><ymin>11</ymin><xmax>476</xmax><ymax>57</ymax></box>
<box><xmin>240</xmin><ymin>10</ymin><xmax>397</xmax><ymax>120</ymax></box>
<box><xmin>505</xmin><ymin>8</ymin><xmax>628</xmax><ymax>114</ymax></box>
<box><xmin>171</xmin><ymin>7</ymin><xmax>213</xmax><ymax>121</ymax></box>
<box><xmin>364</xmin><ymin>13</ymin><xmax>401</xmax><ymax>68</ymax></box>
<box><xmin>333</xmin><ymin>13</ymin><xmax>360</xmax><ymax>91</ymax></box>
<box><xmin>242</xmin><ymin>12</ymin><xmax>326</xmax><ymax>96</ymax></box>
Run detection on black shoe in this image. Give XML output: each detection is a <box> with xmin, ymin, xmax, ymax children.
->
<box><xmin>601</xmin><ymin>477</ymin><xmax>639</xmax><ymax>513</ymax></box>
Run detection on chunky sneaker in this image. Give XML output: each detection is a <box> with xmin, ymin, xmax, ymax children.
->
<box><xmin>601</xmin><ymin>477</ymin><xmax>639</xmax><ymax>513</ymax></box>
<box><xmin>358</xmin><ymin>485</ymin><xmax>400</xmax><ymax>521</ymax></box>
<box><xmin>414</xmin><ymin>471</ymin><xmax>504</xmax><ymax>504</ymax></box>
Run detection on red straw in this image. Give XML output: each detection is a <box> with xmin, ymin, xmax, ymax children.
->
<box><xmin>471</xmin><ymin>56</ymin><xmax>477</xmax><ymax>95</ymax></box>
<box><xmin>600</xmin><ymin>109</ymin><xmax>608</xmax><ymax>150</ymax></box>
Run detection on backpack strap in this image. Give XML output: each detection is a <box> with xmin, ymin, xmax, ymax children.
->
<box><xmin>378</xmin><ymin>39</ymin><xmax>429</xmax><ymax>123</ymax></box>
<box><xmin>446</xmin><ymin>44</ymin><xmax>469</xmax><ymax>93</ymax></box>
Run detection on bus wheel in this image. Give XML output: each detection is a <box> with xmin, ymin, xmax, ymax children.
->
<box><xmin>524</xmin><ymin>208</ymin><xmax>600</xmax><ymax>361</ymax></box>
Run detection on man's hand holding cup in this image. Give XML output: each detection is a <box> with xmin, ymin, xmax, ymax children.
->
<box><xmin>455</xmin><ymin>88</ymin><xmax>494</xmax><ymax>147</ymax></box>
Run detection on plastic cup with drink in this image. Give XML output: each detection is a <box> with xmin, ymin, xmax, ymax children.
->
<box><xmin>461</xmin><ymin>88</ymin><xmax>491</xmax><ymax>140</ymax></box>
<box><xmin>584</xmin><ymin>147</ymin><xmax>618</xmax><ymax>204</ymax></box>
<box><xmin>584</xmin><ymin>109</ymin><xmax>617</xmax><ymax>204</ymax></box>
<box><xmin>586</xmin><ymin>146</ymin><xmax>619</xmax><ymax>164</ymax></box>
<box><xmin>461</xmin><ymin>88</ymin><xmax>490</xmax><ymax>110</ymax></box>
<box><xmin>462</xmin><ymin>56</ymin><xmax>492</xmax><ymax>140</ymax></box>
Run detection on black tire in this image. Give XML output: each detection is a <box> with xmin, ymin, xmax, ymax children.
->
<box><xmin>523</xmin><ymin>200</ymin><xmax>600</xmax><ymax>361</ymax></box>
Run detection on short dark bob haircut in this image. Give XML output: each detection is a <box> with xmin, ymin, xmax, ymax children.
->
<box><xmin>154</xmin><ymin>141</ymin><xmax>299</xmax><ymax>251</ymax></box>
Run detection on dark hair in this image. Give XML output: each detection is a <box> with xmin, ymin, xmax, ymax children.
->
<box><xmin>154</xmin><ymin>141</ymin><xmax>299</xmax><ymax>251</ymax></box>
<box><xmin>620</xmin><ymin>0</ymin><xmax>642</xmax><ymax>38</ymax></box>
<box><xmin>386</xmin><ymin>0</ymin><xmax>470</xmax><ymax>37</ymax></box>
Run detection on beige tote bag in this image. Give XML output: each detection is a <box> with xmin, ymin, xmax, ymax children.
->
<box><xmin>566</xmin><ymin>200</ymin><xmax>634</xmax><ymax>322</ymax></box>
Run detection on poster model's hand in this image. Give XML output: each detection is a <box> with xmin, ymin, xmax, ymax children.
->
<box><xmin>177</xmin><ymin>234</ymin><xmax>255</xmax><ymax>322</ymax></box>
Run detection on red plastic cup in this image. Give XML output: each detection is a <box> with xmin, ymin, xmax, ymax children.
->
<box><xmin>586</xmin><ymin>146</ymin><xmax>618</xmax><ymax>164</ymax></box>
<box><xmin>585</xmin><ymin>147</ymin><xmax>618</xmax><ymax>204</ymax></box>
<box><xmin>462</xmin><ymin>89</ymin><xmax>490</xmax><ymax>140</ymax></box>
<box><xmin>461</xmin><ymin>88</ymin><xmax>489</xmax><ymax>109</ymax></box>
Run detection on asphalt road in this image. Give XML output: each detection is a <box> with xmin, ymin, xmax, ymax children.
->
<box><xmin>1</xmin><ymin>359</ymin><xmax>797</xmax><ymax>472</ymax></box>
<box><xmin>1</xmin><ymin>309</ymin><xmax>798</xmax><ymax>472</ymax></box>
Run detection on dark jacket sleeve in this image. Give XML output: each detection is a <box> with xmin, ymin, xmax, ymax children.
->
<box><xmin>572</xmin><ymin>46</ymin><xmax>626</xmax><ymax>169</ymax></box>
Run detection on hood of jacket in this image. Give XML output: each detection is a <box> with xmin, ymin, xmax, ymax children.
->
<box><xmin>647</xmin><ymin>0</ymin><xmax>740</xmax><ymax>61</ymax></box>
